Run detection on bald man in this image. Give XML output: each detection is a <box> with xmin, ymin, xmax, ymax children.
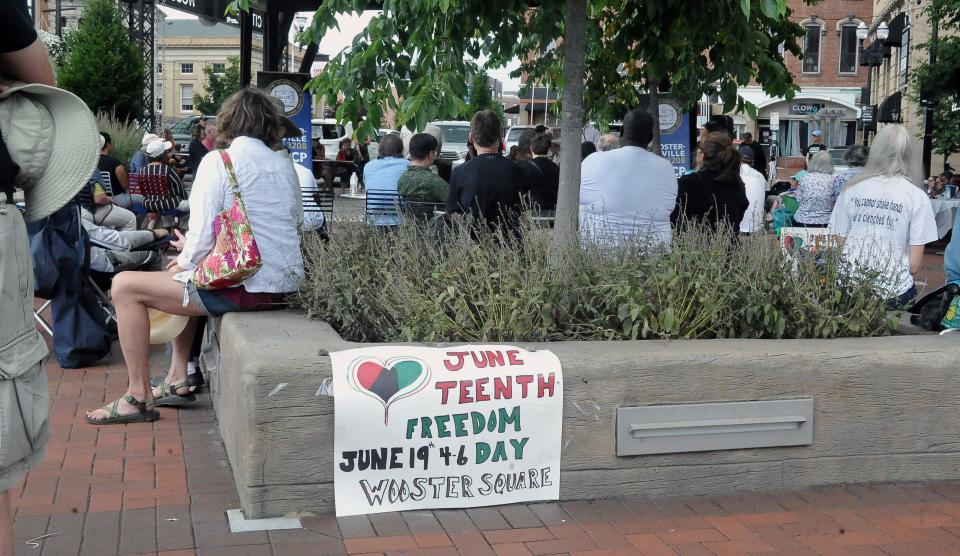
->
<box><xmin>597</xmin><ymin>134</ymin><xmax>620</xmax><ymax>152</ymax></box>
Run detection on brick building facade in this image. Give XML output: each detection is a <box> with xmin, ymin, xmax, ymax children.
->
<box><xmin>869</xmin><ymin>0</ymin><xmax>957</xmax><ymax>173</ymax></box>
<box><xmin>737</xmin><ymin>0</ymin><xmax>872</xmax><ymax>158</ymax></box>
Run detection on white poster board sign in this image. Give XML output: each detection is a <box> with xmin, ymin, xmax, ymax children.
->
<box><xmin>331</xmin><ymin>345</ymin><xmax>563</xmax><ymax>517</ymax></box>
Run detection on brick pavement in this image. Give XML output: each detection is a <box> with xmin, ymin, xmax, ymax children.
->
<box><xmin>13</xmin><ymin>314</ymin><xmax>960</xmax><ymax>554</ymax></box>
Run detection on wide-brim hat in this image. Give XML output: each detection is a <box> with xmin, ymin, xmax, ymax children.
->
<box><xmin>0</xmin><ymin>83</ymin><xmax>99</xmax><ymax>222</ymax></box>
<box><xmin>147</xmin><ymin>309</ymin><xmax>189</xmax><ymax>345</ymax></box>
<box><xmin>266</xmin><ymin>96</ymin><xmax>303</xmax><ymax>139</ymax></box>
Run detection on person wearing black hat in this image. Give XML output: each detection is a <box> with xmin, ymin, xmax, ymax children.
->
<box><xmin>740</xmin><ymin>132</ymin><xmax>768</xmax><ymax>179</ymax></box>
<box><xmin>737</xmin><ymin>144</ymin><xmax>768</xmax><ymax>234</ymax></box>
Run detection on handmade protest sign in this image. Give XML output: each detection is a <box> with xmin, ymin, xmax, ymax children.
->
<box><xmin>330</xmin><ymin>345</ymin><xmax>563</xmax><ymax>517</ymax></box>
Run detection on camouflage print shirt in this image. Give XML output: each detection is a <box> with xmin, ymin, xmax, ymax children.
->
<box><xmin>397</xmin><ymin>165</ymin><xmax>449</xmax><ymax>203</ymax></box>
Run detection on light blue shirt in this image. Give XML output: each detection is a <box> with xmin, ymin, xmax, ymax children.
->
<box><xmin>363</xmin><ymin>157</ymin><xmax>410</xmax><ymax>226</ymax></box>
<box><xmin>363</xmin><ymin>157</ymin><xmax>410</xmax><ymax>192</ymax></box>
<box><xmin>946</xmin><ymin>207</ymin><xmax>960</xmax><ymax>283</ymax></box>
<box><xmin>130</xmin><ymin>150</ymin><xmax>149</xmax><ymax>175</ymax></box>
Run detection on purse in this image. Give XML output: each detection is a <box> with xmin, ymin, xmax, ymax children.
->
<box><xmin>191</xmin><ymin>150</ymin><xmax>262</xmax><ymax>290</ymax></box>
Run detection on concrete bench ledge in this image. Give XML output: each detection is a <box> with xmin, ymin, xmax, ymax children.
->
<box><xmin>203</xmin><ymin>311</ymin><xmax>960</xmax><ymax>518</ymax></box>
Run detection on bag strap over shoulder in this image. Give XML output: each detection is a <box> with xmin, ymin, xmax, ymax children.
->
<box><xmin>218</xmin><ymin>150</ymin><xmax>242</xmax><ymax>198</ymax></box>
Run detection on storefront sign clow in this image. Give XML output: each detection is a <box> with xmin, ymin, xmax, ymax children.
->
<box><xmin>790</xmin><ymin>103</ymin><xmax>825</xmax><ymax>115</ymax></box>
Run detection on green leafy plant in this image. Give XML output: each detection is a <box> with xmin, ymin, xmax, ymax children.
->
<box><xmin>193</xmin><ymin>56</ymin><xmax>242</xmax><ymax>116</ymax></box>
<box><xmin>57</xmin><ymin>0</ymin><xmax>145</xmax><ymax>122</ymax></box>
<box><xmin>96</xmin><ymin>111</ymin><xmax>144</xmax><ymax>170</ymax></box>
<box><xmin>297</xmin><ymin>220</ymin><xmax>895</xmax><ymax>343</ymax></box>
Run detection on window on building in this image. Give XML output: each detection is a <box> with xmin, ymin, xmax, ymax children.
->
<box><xmin>802</xmin><ymin>25</ymin><xmax>821</xmax><ymax>73</ymax></box>
<box><xmin>180</xmin><ymin>63</ymin><xmax>193</xmax><ymax>74</ymax></box>
<box><xmin>180</xmin><ymin>84</ymin><xmax>193</xmax><ymax>112</ymax></box>
<box><xmin>211</xmin><ymin>62</ymin><xmax>226</xmax><ymax>75</ymax></box>
<box><xmin>157</xmin><ymin>98</ymin><xmax>163</xmax><ymax>111</ymax></box>
<box><xmin>157</xmin><ymin>62</ymin><xmax>163</xmax><ymax>73</ymax></box>
<box><xmin>899</xmin><ymin>27</ymin><xmax>910</xmax><ymax>89</ymax></box>
<box><xmin>839</xmin><ymin>25</ymin><xmax>858</xmax><ymax>74</ymax></box>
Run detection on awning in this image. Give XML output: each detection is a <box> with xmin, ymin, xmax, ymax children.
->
<box><xmin>523</xmin><ymin>102</ymin><xmax>557</xmax><ymax>114</ymax></box>
<box><xmin>878</xmin><ymin>91</ymin><xmax>902</xmax><ymax>123</ymax></box>
<box><xmin>884</xmin><ymin>13</ymin><xmax>907</xmax><ymax>48</ymax></box>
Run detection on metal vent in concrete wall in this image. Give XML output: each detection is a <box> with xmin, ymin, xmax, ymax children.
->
<box><xmin>616</xmin><ymin>399</ymin><xmax>813</xmax><ymax>456</ymax></box>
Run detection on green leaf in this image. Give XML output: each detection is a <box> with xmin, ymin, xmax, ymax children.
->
<box><xmin>761</xmin><ymin>0</ymin><xmax>779</xmax><ymax>18</ymax></box>
<box><xmin>740</xmin><ymin>0</ymin><xmax>750</xmax><ymax>18</ymax></box>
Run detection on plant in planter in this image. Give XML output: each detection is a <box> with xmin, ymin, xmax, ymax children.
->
<box><xmin>297</xmin><ymin>220</ymin><xmax>894</xmax><ymax>342</ymax></box>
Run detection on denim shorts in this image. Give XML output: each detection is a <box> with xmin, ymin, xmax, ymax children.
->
<box><xmin>186</xmin><ymin>282</ymin><xmax>291</xmax><ymax>317</ymax></box>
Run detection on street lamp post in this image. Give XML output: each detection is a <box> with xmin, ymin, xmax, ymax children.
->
<box><xmin>857</xmin><ymin>21</ymin><xmax>889</xmax><ymax>147</ymax></box>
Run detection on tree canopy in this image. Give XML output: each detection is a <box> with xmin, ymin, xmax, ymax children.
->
<box><xmin>58</xmin><ymin>0</ymin><xmax>145</xmax><ymax>122</ymax></box>
<box><xmin>193</xmin><ymin>56</ymin><xmax>242</xmax><ymax>116</ymax></box>
<box><xmin>912</xmin><ymin>0</ymin><xmax>960</xmax><ymax>159</ymax></box>
<box><xmin>275</xmin><ymin>0</ymin><xmax>805</xmax><ymax>140</ymax></box>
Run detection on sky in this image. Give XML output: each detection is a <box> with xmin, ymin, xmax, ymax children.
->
<box><xmin>158</xmin><ymin>6</ymin><xmax>522</xmax><ymax>93</ymax></box>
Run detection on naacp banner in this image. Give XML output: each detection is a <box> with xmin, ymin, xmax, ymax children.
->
<box><xmin>331</xmin><ymin>345</ymin><xmax>563</xmax><ymax>517</ymax></box>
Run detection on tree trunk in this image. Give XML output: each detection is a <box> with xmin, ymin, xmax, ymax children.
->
<box><xmin>648</xmin><ymin>69</ymin><xmax>661</xmax><ymax>156</ymax></box>
<box><xmin>550</xmin><ymin>0</ymin><xmax>587</xmax><ymax>265</ymax></box>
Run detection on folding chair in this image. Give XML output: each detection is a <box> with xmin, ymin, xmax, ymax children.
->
<box><xmin>364</xmin><ymin>189</ymin><xmax>403</xmax><ymax>228</ymax></box>
<box><xmin>402</xmin><ymin>200</ymin><xmax>445</xmax><ymax>222</ymax></box>
<box><xmin>302</xmin><ymin>183</ymin><xmax>335</xmax><ymax>232</ymax></box>
<box><xmin>129</xmin><ymin>172</ymin><xmax>187</xmax><ymax>230</ymax></box>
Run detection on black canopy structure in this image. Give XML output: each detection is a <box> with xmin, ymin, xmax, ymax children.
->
<box><xmin>109</xmin><ymin>0</ymin><xmax>367</xmax><ymax>129</ymax></box>
<box><xmin>160</xmin><ymin>1</ymin><xmax>378</xmax><ymax>90</ymax></box>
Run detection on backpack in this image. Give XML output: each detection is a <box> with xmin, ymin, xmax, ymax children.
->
<box><xmin>910</xmin><ymin>282</ymin><xmax>960</xmax><ymax>332</ymax></box>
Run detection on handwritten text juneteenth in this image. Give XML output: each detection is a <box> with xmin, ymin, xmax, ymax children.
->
<box><xmin>339</xmin><ymin>349</ymin><xmax>559</xmax><ymax>507</ymax></box>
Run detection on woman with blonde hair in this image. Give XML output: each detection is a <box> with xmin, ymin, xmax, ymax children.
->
<box><xmin>830</xmin><ymin>124</ymin><xmax>938</xmax><ymax>309</ymax></box>
<box><xmin>86</xmin><ymin>87</ymin><xmax>304</xmax><ymax>424</ymax></box>
<box><xmin>793</xmin><ymin>150</ymin><xmax>835</xmax><ymax>227</ymax></box>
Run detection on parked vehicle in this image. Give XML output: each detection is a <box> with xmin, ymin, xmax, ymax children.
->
<box><xmin>169</xmin><ymin>115</ymin><xmax>216</xmax><ymax>155</ymax></box>
<box><xmin>828</xmin><ymin>147</ymin><xmax>851</xmax><ymax>174</ymax></box>
<box><xmin>505</xmin><ymin>124</ymin><xmax>562</xmax><ymax>152</ymax></box>
<box><xmin>433</xmin><ymin>121</ymin><xmax>472</xmax><ymax>164</ymax></box>
<box><xmin>311</xmin><ymin>118</ymin><xmax>354</xmax><ymax>161</ymax></box>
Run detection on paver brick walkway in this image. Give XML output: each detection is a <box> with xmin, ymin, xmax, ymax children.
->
<box><xmin>13</xmin><ymin>306</ymin><xmax>960</xmax><ymax>555</ymax></box>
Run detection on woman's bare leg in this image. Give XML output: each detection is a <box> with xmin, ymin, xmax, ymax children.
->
<box><xmin>86</xmin><ymin>271</ymin><xmax>205</xmax><ymax>421</ymax></box>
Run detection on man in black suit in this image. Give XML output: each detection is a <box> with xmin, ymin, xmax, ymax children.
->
<box><xmin>447</xmin><ymin>110</ymin><xmax>525</xmax><ymax>232</ymax></box>
<box><xmin>521</xmin><ymin>131</ymin><xmax>560</xmax><ymax>212</ymax></box>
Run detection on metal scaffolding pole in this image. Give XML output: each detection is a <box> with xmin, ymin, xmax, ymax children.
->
<box><xmin>120</xmin><ymin>0</ymin><xmax>156</xmax><ymax>130</ymax></box>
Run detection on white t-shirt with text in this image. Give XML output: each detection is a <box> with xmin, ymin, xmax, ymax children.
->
<box><xmin>829</xmin><ymin>176</ymin><xmax>938</xmax><ymax>295</ymax></box>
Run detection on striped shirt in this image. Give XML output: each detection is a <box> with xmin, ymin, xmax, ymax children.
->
<box><xmin>137</xmin><ymin>163</ymin><xmax>186</xmax><ymax>213</ymax></box>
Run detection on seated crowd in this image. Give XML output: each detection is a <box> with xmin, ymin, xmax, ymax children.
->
<box><xmin>73</xmin><ymin>90</ymin><xmax>956</xmax><ymax>427</ymax></box>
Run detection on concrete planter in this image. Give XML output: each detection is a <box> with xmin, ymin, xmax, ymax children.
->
<box><xmin>202</xmin><ymin>311</ymin><xmax>960</xmax><ymax>519</ymax></box>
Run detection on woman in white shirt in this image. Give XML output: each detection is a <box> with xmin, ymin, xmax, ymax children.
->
<box><xmin>829</xmin><ymin>124</ymin><xmax>938</xmax><ymax>309</ymax></box>
<box><xmin>86</xmin><ymin>88</ymin><xmax>304</xmax><ymax>425</ymax></box>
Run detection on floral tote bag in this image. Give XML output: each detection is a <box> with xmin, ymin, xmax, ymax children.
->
<box><xmin>192</xmin><ymin>150</ymin><xmax>262</xmax><ymax>289</ymax></box>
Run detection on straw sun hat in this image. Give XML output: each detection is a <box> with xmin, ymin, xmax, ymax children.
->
<box><xmin>147</xmin><ymin>309</ymin><xmax>189</xmax><ymax>345</ymax></box>
<box><xmin>0</xmin><ymin>83</ymin><xmax>100</xmax><ymax>222</ymax></box>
